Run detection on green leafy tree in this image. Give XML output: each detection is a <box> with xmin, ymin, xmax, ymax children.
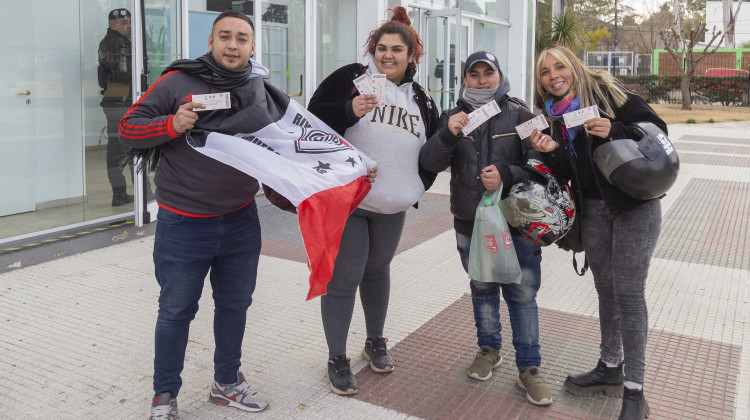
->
<box><xmin>586</xmin><ymin>27</ymin><xmax>612</xmax><ymax>51</ymax></box>
<box><xmin>565</xmin><ymin>0</ymin><xmax>636</xmax><ymax>48</ymax></box>
<box><xmin>548</xmin><ymin>10</ymin><xmax>584</xmax><ymax>53</ymax></box>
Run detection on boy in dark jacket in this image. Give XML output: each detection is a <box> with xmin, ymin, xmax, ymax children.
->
<box><xmin>419</xmin><ymin>51</ymin><xmax>552</xmax><ymax>406</ymax></box>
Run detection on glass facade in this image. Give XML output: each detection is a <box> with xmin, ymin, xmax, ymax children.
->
<box><xmin>1</xmin><ymin>1</ymin><xmax>128</xmax><ymax>242</ymax></box>
<box><xmin>407</xmin><ymin>1</ymin><xmax>511</xmax><ymax>113</ymax></box>
<box><xmin>0</xmin><ymin>0</ymin><xmax>525</xmax><ymax>247</ymax></box>
<box><xmin>262</xmin><ymin>0</ymin><xmax>306</xmax><ymax>104</ymax></box>
<box><xmin>316</xmin><ymin>0</ymin><xmax>358</xmax><ymax>86</ymax></box>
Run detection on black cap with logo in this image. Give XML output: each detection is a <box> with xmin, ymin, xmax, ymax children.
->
<box><xmin>464</xmin><ymin>51</ymin><xmax>500</xmax><ymax>76</ymax></box>
<box><xmin>108</xmin><ymin>8</ymin><xmax>131</xmax><ymax>21</ymax></box>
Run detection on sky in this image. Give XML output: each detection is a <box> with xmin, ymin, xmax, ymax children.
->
<box><xmin>619</xmin><ymin>0</ymin><xmax>669</xmax><ymax>20</ymax></box>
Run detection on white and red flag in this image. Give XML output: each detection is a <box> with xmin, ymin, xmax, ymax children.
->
<box><xmin>187</xmin><ymin>97</ymin><xmax>375</xmax><ymax>300</ymax></box>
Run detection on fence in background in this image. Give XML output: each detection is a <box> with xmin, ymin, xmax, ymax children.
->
<box><xmin>617</xmin><ymin>74</ymin><xmax>750</xmax><ymax>106</ymax></box>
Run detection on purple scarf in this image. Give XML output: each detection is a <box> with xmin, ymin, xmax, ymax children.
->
<box><xmin>545</xmin><ymin>92</ymin><xmax>580</xmax><ymax>159</ymax></box>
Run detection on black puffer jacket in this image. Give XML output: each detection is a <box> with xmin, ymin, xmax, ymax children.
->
<box><xmin>420</xmin><ymin>91</ymin><xmax>541</xmax><ymax>236</ymax></box>
<box><xmin>540</xmin><ymin>91</ymin><xmax>667</xmax><ymax>216</ymax></box>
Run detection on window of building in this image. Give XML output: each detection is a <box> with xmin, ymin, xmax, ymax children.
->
<box><xmin>316</xmin><ymin>0</ymin><xmax>358</xmax><ymax>87</ymax></box>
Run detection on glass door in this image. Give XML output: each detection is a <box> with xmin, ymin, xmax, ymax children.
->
<box><xmin>0</xmin><ymin>1</ymin><xmax>37</xmax><ymax>217</ymax></box>
<box><xmin>261</xmin><ymin>0</ymin><xmax>306</xmax><ymax>105</ymax></box>
<box><xmin>422</xmin><ymin>8</ymin><xmax>466</xmax><ymax>113</ymax></box>
<box><xmin>0</xmin><ymin>0</ymin><xmax>86</xmax><ymax>240</ymax></box>
<box><xmin>132</xmin><ymin>0</ymin><xmax>183</xmax><ymax>225</ymax></box>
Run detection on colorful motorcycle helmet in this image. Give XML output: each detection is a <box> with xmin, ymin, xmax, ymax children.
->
<box><xmin>499</xmin><ymin>159</ymin><xmax>576</xmax><ymax>246</ymax></box>
<box><xmin>592</xmin><ymin>121</ymin><xmax>679</xmax><ymax>200</ymax></box>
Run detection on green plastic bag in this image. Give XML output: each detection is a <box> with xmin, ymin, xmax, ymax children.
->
<box><xmin>468</xmin><ymin>186</ymin><xmax>522</xmax><ymax>284</ymax></box>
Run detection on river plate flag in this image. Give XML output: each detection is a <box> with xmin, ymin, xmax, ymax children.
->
<box><xmin>186</xmin><ymin>98</ymin><xmax>375</xmax><ymax>300</ymax></box>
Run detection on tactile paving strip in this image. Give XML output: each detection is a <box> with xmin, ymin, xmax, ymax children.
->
<box><xmin>354</xmin><ymin>295</ymin><xmax>740</xmax><ymax>420</ymax></box>
<box><xmin>655</xmin><ymin>178</ymin><xmax>749</xmax><ymax>271</ymax></box>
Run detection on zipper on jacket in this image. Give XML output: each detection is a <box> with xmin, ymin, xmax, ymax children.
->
<box><xmin>491</xmin><ymin>133</ymin><xmax>517</xmax><ymax>139</ymax></box>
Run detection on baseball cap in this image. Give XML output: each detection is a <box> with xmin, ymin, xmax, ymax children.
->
<box><xmin>464</xmin><ymin>51</ymin><xmax>500</xmax><ymax>75</ymax></box>
<box><xmin>108</xmin><ymin>8</ymin><xmax>131</xmax><ymax>21</ymax></box>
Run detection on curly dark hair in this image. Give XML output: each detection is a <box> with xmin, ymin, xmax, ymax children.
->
<box><xmin>364</xmin><ymin>7</ymin><xmax>423</xmax><ymax>74</ymax></box>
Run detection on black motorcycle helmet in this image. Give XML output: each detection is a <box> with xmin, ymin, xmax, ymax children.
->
<box><xmin>592</xmin><ymin>122</ymin><xmax>679</xmax><ymax>200</ymax></box>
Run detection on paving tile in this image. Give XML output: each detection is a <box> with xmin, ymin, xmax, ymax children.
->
<box><xmin>353</xmin><ymin>295</ymin><xmax>741</xmax><ymax>420</ymax></box>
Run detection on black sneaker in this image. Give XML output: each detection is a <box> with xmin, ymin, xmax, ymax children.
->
<box><xmin>112</xmin><ymin>192</ymin><xmax>134</xmax><ymax>206</ymax></box>
<box><xmin>149</xmin><ymin>392</ymin><xmax>177</xmax><ymax>420</ymax></box>
<box><xmin>362</xmin><ymin>337</ymin><xmax>394</xmax><ymax>373</ymax></box>
<box><xmin>327</xmin><ymin>355</ymin><xmax>357</xmax><ymax>396</ymax></box>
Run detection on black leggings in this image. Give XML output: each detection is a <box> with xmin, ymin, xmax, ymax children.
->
<box><xmin>320</xmin><ymin>208</ymin><xmax>406</xmax><ymax>358</ymax></box>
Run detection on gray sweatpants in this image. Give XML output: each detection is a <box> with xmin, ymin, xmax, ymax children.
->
<box><xmin>580</xmin><ymin>198</ymin><xmax>661</xmax><ymax>385</ymax></box>
<box><xmin>320</xmin><ymin>208</ymin><xmax>406</xmax><ymax>358</ymax></box>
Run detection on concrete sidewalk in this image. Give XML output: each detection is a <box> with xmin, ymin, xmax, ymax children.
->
<box><xmin>0</xmin><ymin>121</ymin><xmax>748</xmax><ymax>419</ymax></box>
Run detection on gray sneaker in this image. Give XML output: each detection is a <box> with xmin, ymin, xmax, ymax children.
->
<box><xmin>467</xmin><ymin>345</ymin><xmax>503</xmax><ymax>381</ymax></box>
<box><xmin>362</xmin><ymin>337</ymin><xmax>394</xmax><ymax>373</ymax></box>
<box><xmin>517</xmin><ymin>366</ymin><xmax>553</xmax><ymax>406</ymax></box>
<box><xmin>209</xmin><ymin>371</ymin><xmax>269</xmax><ymax>412</ymax></box>
<box><xmin>149</xmin><ymin>392</ymin><xmax>177</xmax><ymax>420</ymax></box>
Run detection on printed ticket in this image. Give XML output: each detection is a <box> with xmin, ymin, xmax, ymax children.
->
<box><xmin>353</xmin><ymin>74</ymin><xmax>374</xmax><ymax>95</ymax></box>
<box><xmin>462</xmin><ymin>101</ymin><xmax>501</xmax><ymax>135</ymax></box>
<box><xmin>515</xmin><ymin>114</ymin><xmax>550</xmax><ymax>139</ymax></box>
<box><xmin>192</xmin><ymin>92</ymin><xmax>231</xmax><ymax>111</ymax></box>
<box><xmin>562</xmin><ymin>105</ymin><xmax>600</xmax><ymax>128</ymax></box>
<box><xmin>371</xmin><ymin>73</ymin><xmax>387</xmax><ymax>104</ymax></box>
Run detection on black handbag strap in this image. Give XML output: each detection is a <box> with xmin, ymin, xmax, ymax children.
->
<box><xmin>572</xmin><ymin>253</ymin><xmax>588</xmax><ymax>276</ymax></box>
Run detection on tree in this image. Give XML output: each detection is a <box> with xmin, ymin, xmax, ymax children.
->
<box><xmin>631</xmin><ymin>3</ymin><xmax>673</xmax><ymax>52</ymax></box>
<box><xmin>658</xmin><ymin>0</ymin><xmax>745</xmax><ymax>110</ymax></box>
<box><xmin>565</xmin><ymin>0</ymin><xmax>636</xmax><ymax>48</ymax></box>
<box><xmin>586</xmin><ymin>27</ymin><xmax>612</xmax><ymax>51</ymax></box>
<box><xmin>549</xmin><ymin>10</ymin><xmax>584</xmax><ymax>52</ymax></box>
<box><xmin>659</xmin><ymin>19</ymin><xmax>727</xmax><ymax>109</ymax></box>
<box><xmin>535</xmin><ymin>6</ymin><xmax>585</xmax><ymax>55</ymax></box>
<box><xmin>723</xmin><ymin>0</ymin><xmax>745</xmax><ymax>47</ymax></box>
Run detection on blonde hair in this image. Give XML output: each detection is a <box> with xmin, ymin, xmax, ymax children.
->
<box><xmin>534</xmin><ymin>45</ymin><xmax>628</xmax><ymax>120</ymax></box>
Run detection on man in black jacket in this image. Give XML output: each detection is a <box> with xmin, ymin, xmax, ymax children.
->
<box><xmin>98</xmin><ymin>8</ymin><xmax>134</xmax><ymax>206</ymax></box>
<box><xmin>420</xmin><ymin>51</ymin><xmax>552</xmax><ymax>406</ymax></box>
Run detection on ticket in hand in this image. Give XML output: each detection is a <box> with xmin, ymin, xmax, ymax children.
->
<box><xmin>371</xmin><ymin>73</ymin><xmax>387</xmax><ymax>104</ymax></box>
<box><xmin>353</xmin><ymin>74</ymin><xmax>374</xmax><ymax>95</ymax></box>
<box><xmin>462</xmin><ymin>101</ymin><xmax>501</xmax><ymax>135</ymax></box>
<box><xmin>515</xmin><ymin>114</ymin><xmax>550</xmax><ymax>139</ymax></box>
<box><xmin>563</xmin><ymin>105</ymin><xmax>600</xmax><ymax>128</ymax></box>
<box><xmin>192</xmin><ymin>92</ymin><xmax>231</xmax><ymax>111</ymax></box>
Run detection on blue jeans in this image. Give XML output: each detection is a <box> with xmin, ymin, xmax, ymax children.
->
<box><xmin>456</xmin><ymin>230</ymin><xmax>542</xmax><ymax>372</ymax></box>
<box><xmin>152</xmin><ymin>203</ymin><xmax>261</xmax><ymax>397</ymax></box>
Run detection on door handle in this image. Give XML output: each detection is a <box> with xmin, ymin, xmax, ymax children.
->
<box><xmin>17</xmin><ymin>90</ymin><xmax>31</xmax><ymax>96</ymax></box>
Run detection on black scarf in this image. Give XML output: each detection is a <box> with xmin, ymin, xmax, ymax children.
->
<box><xmin>121</xmin><ymin>54</ymin><xmax>252</xmax><ymax>171</ymax></box>
<box><xmin>163</xmin><ymin>53</ymin><xmax>252</xmax><ymax>90</ymax></box>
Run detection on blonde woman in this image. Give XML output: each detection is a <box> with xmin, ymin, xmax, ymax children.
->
<box><xmin>529</xmin><ymin>45</ymin><xmax>666</xmax><ymax>420</ymax></box>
